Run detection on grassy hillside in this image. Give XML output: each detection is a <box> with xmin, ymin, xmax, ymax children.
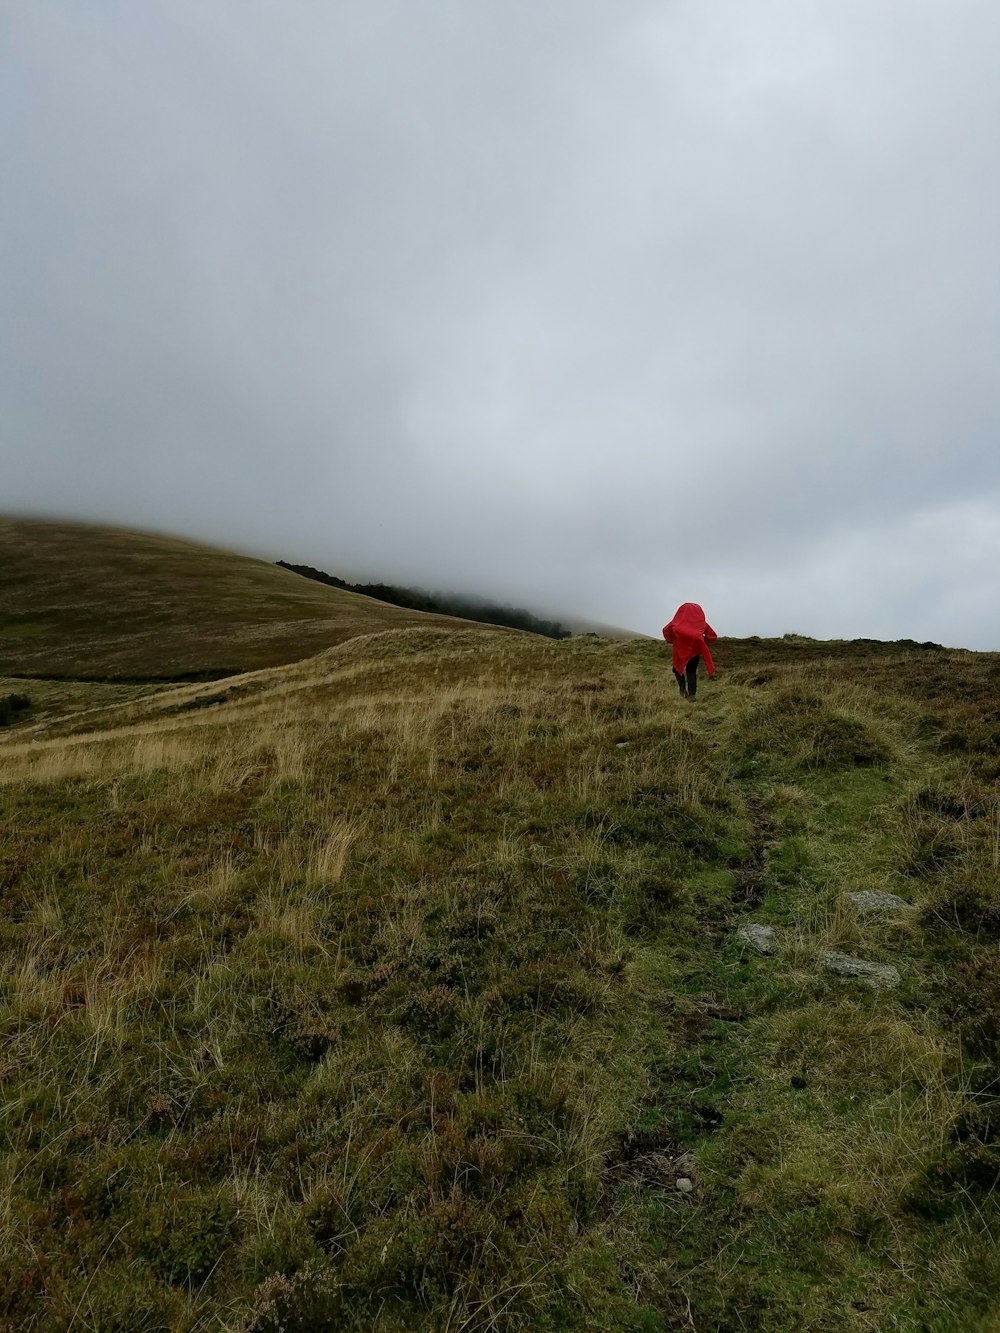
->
<box><xmin>0</xmin><ymin>519</ymin><xmax>478</xmax><ymax>680</ymax></box>
<box><xmin>2</xmin><ymin>629</ymin><xmax>1000</xmax><ymax>1330</ymax></box>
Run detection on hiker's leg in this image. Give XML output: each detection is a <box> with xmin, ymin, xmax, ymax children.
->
<box><xmin>672</xmin><ymin>668</ymin><xmax>687</xmax><ymax>697</ymax></box>
<box><xmin>685</xmin><ymin>656</ymin><xmax>699</xmax><ymax>699</ymax></box>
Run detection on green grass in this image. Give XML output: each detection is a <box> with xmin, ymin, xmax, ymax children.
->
<box><xmin>1</xmin><ymin>624</ymin><xmax>999</xmax><ymax>1330</ymax></box>
<box><xmin>0</xmin><ymin>519</ymin><xmax>481</xmax><ymax>680</ymax></box>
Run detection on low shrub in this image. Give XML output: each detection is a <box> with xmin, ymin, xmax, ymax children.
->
<box><xmin>940</xmin><ymin>953</ymin><xmax>1000</xmax><ymax>1060</ymax></box>
<box><xmin>905</xmin><ymin>1099</ymin><xmax>1000</xmax><ymax>1221</ymax></box>
<box><xmin>0</xmin><ymin>693</ymin><xmax>31</xmax><ymax>726</ymax></box>
<box><xmin>798</xmin><ymin>714</ymin><xmax>891</xmax><ymax>770</ymax></box>
<box><xmin>138</xmin><ymin>1191</ymin><xmax>239</xmax><ymax>1287</ymax></box>
<box><xmin>922</xmin><ymin>872</ymin><xmax>1000</xmax><ymax>939</ymax></box>
<box><xmin>239</xmin><ymin>1262</ymin><xmax>344</xmax><ymax>1333</ymax></box>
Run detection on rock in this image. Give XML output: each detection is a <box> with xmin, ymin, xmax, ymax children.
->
<box><xmin>736</xmin><ymin>923</ymin><xmax>775</xmax><ymax>954</ymax></box>
<box><xmin>820</xmin><ymin>951</ymin><xmax>900</xmax><ymax>989</ymax></box>
<box><xmin>846</xmin><ymin>890</ymin><xmax>911</xmax><ymax>913</ymax></box>
<box><xmin>675</xmin><ymin>1177</ymin><xmax>694</xmax><ymax>1193</ymax></box>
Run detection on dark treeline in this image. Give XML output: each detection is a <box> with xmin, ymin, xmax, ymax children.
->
<box><xmin>276</xmin><ymin>562</ymin><xmax>571</xmax><ymax>640</ymax></box>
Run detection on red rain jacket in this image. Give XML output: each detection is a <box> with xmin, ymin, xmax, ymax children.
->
<box><xmin>662</xmin><ymin>603</ymin><xmax>717</xmax><ymax>675</ymax></box>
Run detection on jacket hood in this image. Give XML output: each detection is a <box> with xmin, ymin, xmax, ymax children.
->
<box><xmin>671</xmin><ymin>603</ymin><xmax>708</xmax><ymax>630</ymax></box>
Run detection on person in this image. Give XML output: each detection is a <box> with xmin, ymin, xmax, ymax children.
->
<box><xmin>662</xmin><ymin>603</ymin><xmax>717</xmax><ymax>700</ymax></box>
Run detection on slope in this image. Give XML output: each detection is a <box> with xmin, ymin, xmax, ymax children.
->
<box><xmin>1</xmin><ymin>630</ymin><xmax>999</xmax><ymax>1330</ymax></box>
<box><xmin>0</xmin><ymin>518</ymin><xmax>481</xmax><ymax>680</ymax></box>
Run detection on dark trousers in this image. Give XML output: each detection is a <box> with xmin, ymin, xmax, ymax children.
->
<box><xmin>672</xmin><ymin>656</ymin><xmax>700</xmax><ymax>698</ymax></box>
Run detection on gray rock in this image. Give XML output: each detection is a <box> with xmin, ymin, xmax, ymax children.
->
<box><xmin>736</xmin><ymin>923</ymin><xmax>775</xmax><ymax>954</ymax></box>
<box><xmin>675</xmin><ymin>1177</ymin><xmax>694</xmax><ymax>1193</ymax></box>
<box><xmin>820</xmin><ymin>951</ymin><xmax>900</xmax><ymax>988</ymax></box>
<box><xmin>846</xmin><ymin>890</ymin><xmax>912</xmax><ymax>913</ymax></box>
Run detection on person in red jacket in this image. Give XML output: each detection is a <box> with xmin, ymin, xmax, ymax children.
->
<box><xmin>662</xmin><ymin>603</ymin><xmax>717</xmax><ymax>700</ymax></box>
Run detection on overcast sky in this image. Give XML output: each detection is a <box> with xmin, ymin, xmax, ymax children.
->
<box><xmin>3</xmin><ymin>2</ymin><xmax>1000</xmax><ymax>646</ymax></box>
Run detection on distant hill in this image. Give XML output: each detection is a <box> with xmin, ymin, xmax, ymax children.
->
<box><xmin>0</xmin><ymin>518</ymin><xmax>486</xmax><ymax>680</ymax></box>
<box><xmin>276</xmin><ymin>561</ymin><xmax>572</xmax><ymax>640</ymax></box>
<box><xmin>559</xmin><ymin>614</ymin><xmax>648</xmax><ymax>638</ymax></box>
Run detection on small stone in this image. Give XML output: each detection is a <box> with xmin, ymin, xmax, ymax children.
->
<box><xmin>675</xmin><ymin>1177</ymin><xmax>694</xmax><ymax>1193</ymax></box>
<box><xmin>736</xmin><ymin>923</ymin><xmax>775</xmax><ymax>954</ymax></box>
<box><xmin>846</xmin><ymin>890</ymin><xmax>912</xmax><ymax>913</ymax></box>
<box><xmin>820</xmin><ymin>951</ymin><xmax>900</xmax><ymax>989</ymax></box>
